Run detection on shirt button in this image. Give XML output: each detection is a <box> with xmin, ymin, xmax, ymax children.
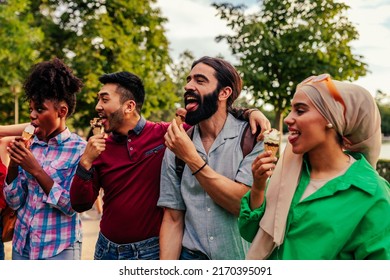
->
<box><xmin>209</xmin><ymin>236</ymin><xmax>214</xmax><ymax>241</ymax></box>
<box><xmin>128</xmin><ymin>139</ymin><xmax>131</xmax><ymax>142</ymax></box>
<box><xmin>129</xmin><ymin>147</ymin><xmax>133</xmax><ymax>151</ymax></box>
<box><xmin>207</xmin><ymin>208</ymin><xmax>211</xmax><ymax>212</ymax></box>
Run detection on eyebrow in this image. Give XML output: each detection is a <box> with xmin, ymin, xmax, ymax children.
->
<box><xmin>187</xmin><ymin>73</ymin><xmax>209</xmax><ymax>82</ymax></box>
<box><xmin>97</xmin><ymin>92</ymin><xmax>109</xmax><ymax>98</ymax></box>
<box><xmin>292</xmin><ymin>102</ymin><xmax>309</xmax><ymax>108</ymax></box>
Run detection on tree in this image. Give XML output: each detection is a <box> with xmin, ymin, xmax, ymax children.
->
<box><xmin>0</xmin><ymin>0</ymin><xmax>43</xmax><ymax>124</ymax></box>
<box><xmin>376</xmin><ymin>90</ymin><xmax>390</xmax><ymax>136</ymax></box>
<box><xmin>1</xmin><ymin>0</ymin><xmax>177</xmax><ymax>131</ymax></box>
<box><xmin>213</xmin><ymin>0</ymin><xmax>368</xmax><ymax>132</ymax></box>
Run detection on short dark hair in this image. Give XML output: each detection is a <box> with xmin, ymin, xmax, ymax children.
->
<box><xmin>191</xmin><ymin>56</ymin><xmax>242</xmax><ymax>108</ymax></box>
<box><xmin>23</xmin><ymin>57</ymin><xmax>83</xmax><ymax>117</ymax></box>
<box><xmin>98</xmin><ymin>71</ymin><xmax>145</xmax><ymax>113</ymax></box>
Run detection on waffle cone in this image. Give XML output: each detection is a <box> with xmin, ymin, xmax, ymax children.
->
<box><xmin>264</xmin><ymin>143</ymin><xmax>279</xmax><ymax>157</ymax></box>
<box><xmin>92</xmin><ymin>126</ymin><xmax>104</xmax><ymax>135</ymax></box>
<box><xmin>175</xmin><ymin>115</ymin><xmax>183</xmax><ymax>126</ymax></box>
<box><xmin>22</xmin><ymin>131</ymin><xmax>34</xmax><ymax>140</ymax></box>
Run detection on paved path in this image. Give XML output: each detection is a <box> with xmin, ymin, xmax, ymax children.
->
<box><xmin>4</xmin><ymin>209</ymin><xmax>100</xmax><ymax>260</ymax></box>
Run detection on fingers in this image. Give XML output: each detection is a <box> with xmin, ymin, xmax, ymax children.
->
<box><xmin>252</xmin><ymin>151</ymin><xmax>277</xmax><ymax>177</ymax></box>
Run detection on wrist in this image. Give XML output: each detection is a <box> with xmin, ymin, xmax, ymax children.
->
<box><xmin>244</xmin><ymin>108</ymin><xmax>259</xmax><ymax>120</ymax></box>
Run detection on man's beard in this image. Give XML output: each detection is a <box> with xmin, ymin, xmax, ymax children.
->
<box><xmin>105</xmin><ymin>107</ymin><xmax>124</xmax><ymax>133</ymax></box>
<box><xmin>185</xmin><ymin>88</ymin><xmax>219</xmax><ymax>126</ymax></box>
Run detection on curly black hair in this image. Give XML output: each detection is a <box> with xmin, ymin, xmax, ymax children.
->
<box><xmin>23</xmin><ymin>57</ymin><xmax>83</xmax><ymax>117</ymax></box>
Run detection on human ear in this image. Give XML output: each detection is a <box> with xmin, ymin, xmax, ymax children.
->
<box><xmin>219</xmin><ymin>86</ymin><xmax>232</xmax><ymax>101</ymax></box>
<box><xmin>58</xmin><ymin>102</ymin><xmax>69</xmax><ymax>118</ymax></box>
<box><xmin>124</xmin><ymin>100</ymin><xmax>136</xmax><ymax>113</ymax></box>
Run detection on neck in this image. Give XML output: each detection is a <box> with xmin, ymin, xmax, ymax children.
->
<box><xmin>198</xmin><ymin>109</ymin><xmax>228</xmax><ymax>139</ymax></box>
<box><xmin>116</xmin><ymin>113</ymin><xmax>141</xmax><ymax>135</ymax></box>
<box><xmin>308</xmin><ymin>147</ymin><xmax>350</xmax><ymax>179</ymax></box>
<box><xmin>198</xmin><ymin>109</ymin><xmax>228</xmax><ymax>154</ymax></box>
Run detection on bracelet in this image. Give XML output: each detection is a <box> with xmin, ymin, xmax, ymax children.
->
<box><xmin>192</xmin><ymin>162</ymin><xmax>207</xmax><ymax>176</ymax></box>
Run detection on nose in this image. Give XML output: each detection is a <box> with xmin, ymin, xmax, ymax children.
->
<box><xmin>30</xmin><ymin>110</ymin><xmax>38</xmax><ymax>120</ymax></box>
<box><xmin>95</xmin><ymin>101</ymin><xmax>103</xmax><ymax>112</ymax></box>
<box><xmin>184</xmin><ymin>80</ymin><xmax>195</xmax><ymax>92</ymax></box>
<box><xmin>284</xmin><ymin>112</ymin><xmax>293</xmax><ymax>125</ymax></box>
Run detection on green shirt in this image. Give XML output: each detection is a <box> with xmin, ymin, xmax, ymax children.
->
<box><xmin>239</xmin><ymin>153</ymin><xmax>390</xmax><ymax>260</ymax></box>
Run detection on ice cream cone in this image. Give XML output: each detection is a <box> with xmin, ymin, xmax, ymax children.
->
<box><xmin>263</xmin><ymin>128</ymin><xmax>281</xmax><ymax>157</ymax></box>
<box><xmin>175</xmin><ymin>115</ymin><xmax>183</xmax><ymax>126</ymax></box>
<box><xmin>264</xmin><ymin>143</ymin><xmax>279</xmax><ymax>158</ymax></box>
<box><xmin>90</xmin><ymin>118</ymin><xmax>104</xmax><ymax>135</ymax></box>
<box><xmin>22</xmin><ymin>124</ymin><xmax>35</xmax><ymax>149</ymax></box>
<box><xmin>22</xmin><ymin>131</ymin><xmax>34</xmax><ymax>140</ymax></box>
<box><xmin>92</xmin><ymin>126</ymin><xmax>104</xmax><ymax>135</ymax></box>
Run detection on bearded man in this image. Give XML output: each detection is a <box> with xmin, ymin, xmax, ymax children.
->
<box><xmin>158</xmin><ymin>57</ymin><xmax>265</xmax><ymax>260</ymax></box>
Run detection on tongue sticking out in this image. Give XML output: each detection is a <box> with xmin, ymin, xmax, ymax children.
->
<box><xmin>186</xmin><ymin>102</ymin><xmax>198</xmax><ymax>112</ymax></box>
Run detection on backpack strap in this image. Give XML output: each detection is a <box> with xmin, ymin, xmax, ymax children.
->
<box><xmin>241</xmin><ymin>124</ymin><xmax>260</xmax><ymax>158</ymax></box>
<box><xmin>175</xmin><ymin>127</ymin><xmax>194</xmax><ymax>178</ymax></box>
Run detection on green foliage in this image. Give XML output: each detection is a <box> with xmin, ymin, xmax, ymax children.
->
<box><xmin>0</xmin><ymin>0</ymin><xmax>177</xmax><ymax>129</ymax></box>
<box><xmin>0</xmin><ymin>0</ymin><xmax>43</xmax><ymax>124</ymax></box>
<box><xmin>213</xmin><ymin>0</ymin><xmax>368</xmax><ymax>132</ymax></box>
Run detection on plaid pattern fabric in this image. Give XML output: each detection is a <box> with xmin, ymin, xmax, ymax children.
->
<box><xmin>3</xmin><ymin>128</ymin><xmax>86</xmax><ymax>259</ymax></box>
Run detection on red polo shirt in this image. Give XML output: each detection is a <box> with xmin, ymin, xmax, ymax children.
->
<box><xmin>0</xmin><ymin>159</ymin><xmax>6</xmax><ymax>209</ymax></box>
<box><xmin>70</xmin><ymin>118</ymin><xmax>172</xmax><ymax>244</ymax></box>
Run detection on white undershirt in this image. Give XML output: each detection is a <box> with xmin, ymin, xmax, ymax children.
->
<box><xmin>300</xmin><ymin>155</ymin><xmax>356</xmax><ymax>201</ymax></box>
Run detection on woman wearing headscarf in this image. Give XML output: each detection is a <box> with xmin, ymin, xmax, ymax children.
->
<box><xmin>239</xmin><ymin>74</ymin><xmax>390</xmax><ymax>260</ymax></box>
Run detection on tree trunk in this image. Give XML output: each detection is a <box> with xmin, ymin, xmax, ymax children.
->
<box><xmin>11</xmin><ymin>85</ymin><xmax>20</xmax><ymax>124</ymax></box>
<box><xmin>274</xmin><ymin>109</ymin><xmax>284</xmax><ymax>156</ymax></box>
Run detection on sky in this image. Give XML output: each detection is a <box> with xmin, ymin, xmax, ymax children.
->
<box><xmin>156</xmin><ymin>0</ymin><xmax>390</xmax><ymax>98</ymax></box>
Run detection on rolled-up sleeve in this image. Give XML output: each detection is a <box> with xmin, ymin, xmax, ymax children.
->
<box><xmin>238</xmin><ymin>190</ymin><xmax>266</xmax><ymax>242</ymax></box>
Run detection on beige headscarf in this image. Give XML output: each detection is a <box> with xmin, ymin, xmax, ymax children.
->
<box><xmin>246</xmin><ymin>75</ymin><xmax>382</xmax><ymax>259</ymax></box>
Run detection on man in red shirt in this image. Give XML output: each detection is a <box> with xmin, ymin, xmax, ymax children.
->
<box><xmin>70</xmin><ymin>71</ymin><xmax>270</xmax><ymax>260</ymax></box>
<box><xmin>0</xmin><ymin>158</ymin><xmax>7</xmax><ymax>260</ymax></box>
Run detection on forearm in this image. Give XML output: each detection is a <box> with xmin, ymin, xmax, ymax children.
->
<box><xmin>249</xmin><ymin>186</ymin><xmax>265</xmax><ymax>210</ymax></box>
<box><xmin>70</xmin><ymin>166</ymin><xmax>99</xmax><ymax>212</ymax></box>
<box><xmin>31</xmin><ymin>167</ymin><xmax>54</xmax><ymax>195</ymax></box>
<box><xmin>6</xmin><ymin>163</ymin><xmax>19</xmax><ymax>184</ymax></box>
<box><xmin>187</xmin><ymin>156</ymin><xmax>250</xmax><ymax>216</ymax></box>
<box><xmin>159</xmin><ymin>209</ymin><xmax>184</xmax><ymax>260</ymax></box>
<box><xmin>0</xmin><ymin>124</ymin><xmax>28</xmax><ymax>137</ymax></box>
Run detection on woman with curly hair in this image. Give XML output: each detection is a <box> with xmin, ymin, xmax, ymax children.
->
<box><xmin>4</xmin><ymin>58</ymin><xmax>86</xmax><ymax>260</ymax></box>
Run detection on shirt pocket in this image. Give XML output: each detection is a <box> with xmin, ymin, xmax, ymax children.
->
<box><xmin>48</xmin><ymin>159</ymin><xmax>74</xmax><ymax>183</ymax></box>
<box><xmin>144</xmin><ymin>144</ymin><xmax>165</xmax><ymax>157</ymax></box>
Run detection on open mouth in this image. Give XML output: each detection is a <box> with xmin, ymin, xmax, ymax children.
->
<box><xmin>288</xmin><ymin>129</ymin><xmax>301</xmax><ymax>144</ymax></box>
<box><xmin>185</xmin><ymin>96</ymin><xmax>199</xmax><ymax>112</ymax></box>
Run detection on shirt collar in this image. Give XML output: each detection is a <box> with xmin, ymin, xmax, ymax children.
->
<box><xmin>32</xmin><ymin>127</ymin><xmax>71</xmax><ymax>146</ymax></box>
<box><xmin>302</xmin><ymin>152</ymin><xmax>379</xmax><ymax>196</ymax></box>
<box><xmin>112</xmin><ymin>116</ymin><xmax>146</xmax><ymax>142</ymax></box>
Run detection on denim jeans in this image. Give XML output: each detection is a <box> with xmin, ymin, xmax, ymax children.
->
<box><xmin>12</xmin><ymin>241</ymin><xmax>82</xmax><ymax>260</ymax></box>
<box><xmin>180</xmin><ymin>247</ymin><xmax>209</xmax><ymax>260</ymax></box>
<box><xmin>94</xmin><ymin>232</ymin><xmax>159</xmax><ymax>260</ymax></box>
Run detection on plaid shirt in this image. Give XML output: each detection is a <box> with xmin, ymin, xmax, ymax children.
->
<box><xmin>3</xmin><ymin>128</ymin><xmax>86</xmax><ymax>259</ymax></box>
